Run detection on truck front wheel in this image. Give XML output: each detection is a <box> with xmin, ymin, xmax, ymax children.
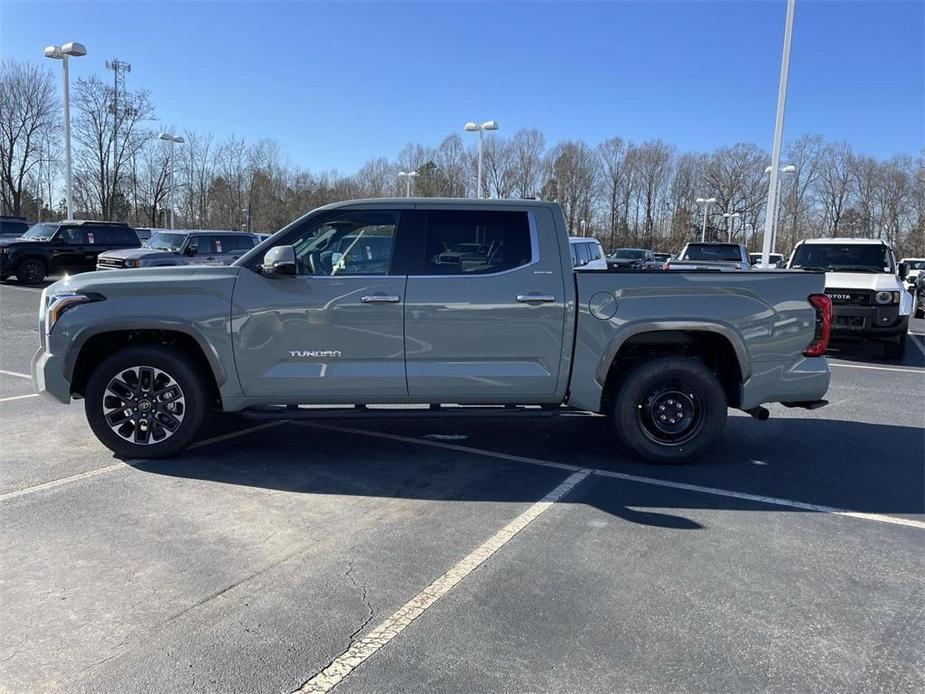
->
<box><xmin>612</xmin><ymin>356</ymin><xmax>727</xmax><ymax>464</ymax></box>
<box><xmin>85</xmin><ymin>346</ymin><xmax>208</xmax><ymax>459</ymax></box>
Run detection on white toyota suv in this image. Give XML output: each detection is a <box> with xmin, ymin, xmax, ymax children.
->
<box><xmin>787</xmin><ymin>238</ymin><xmax>912</xmax><ymax>358</ymax></box>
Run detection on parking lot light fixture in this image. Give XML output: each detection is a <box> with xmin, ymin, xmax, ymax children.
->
<box><xmin>43</xmin><ymin>41</ymin><xmax>87</xmax><ymax>221</ymax></box>
<box><xmin>722</xmin><ymin>211</ymin><xmax>741</xmax><ymax>242</ymax></box>
<box><xmin>158</xmin><ymin>133</ymin><xmax>185</xmax><ymax>229</ymax></box>
<box><xmin>398</xmin><ymin>170</ymin><xmax>418</xmax><ymax>198</ymax></box>
<box><xmin>695</xmin><ymin>197</ymin><xmax>718</xmax><ymax>242</ymax></box>
<box><xmin>465</xmin><ymin>120</ymin><xmax>499</xmax><ymax>199</ymax></box>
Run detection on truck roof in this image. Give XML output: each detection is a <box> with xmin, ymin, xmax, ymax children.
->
<box><xmin>798</xmin><ymin>237</ymin><xmax>890</xmax><ymax>246</ymax></box>
<box><xmin>312</xmin><ymin>197</ymin><xmax>561</xmax><ymax>212</ymax></box>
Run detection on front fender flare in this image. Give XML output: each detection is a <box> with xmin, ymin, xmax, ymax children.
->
<box><xmin>62</xmin><ymin>320</ymin><xmax>228</xmax><ymax>386</ymax></box>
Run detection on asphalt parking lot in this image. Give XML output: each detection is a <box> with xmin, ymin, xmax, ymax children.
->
<box><xmin>1</xmin><ymin>279</ymin><xmax>923</xmax><ymax>693</ymax></box>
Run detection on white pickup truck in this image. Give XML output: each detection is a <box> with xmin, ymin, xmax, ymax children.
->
<box><xmin>787</xmin><ymin>238</ymin><xmax>912</xmax><ymax>358</ymax></box>
<box><xmin>666</xmin><ymin>243</ymin><xmax>752</xmax><ymax>272</ymax></box>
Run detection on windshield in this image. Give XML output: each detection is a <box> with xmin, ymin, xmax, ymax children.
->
<box><xmin>21</xmin><ymin>223</ymin><xmax>59</xmax><ymax>241</ymax></box>
<box><xmin>613</xmin><ymin>249</ymin><xmax>647</xmax><ymax>259</ymax></box>
<box><xmin>905</xmin><ymin>260</ymin><xmax>925</xmax><ymax>270</ymax></box>
<box><xmin>144</xmin><ymin>232</ymin><xmax>186</xmax><ymax>251</ymax></box>
<box><xmin>682</xmin><ymin>244</ymin><xmax>742</xmax><ymax>261</ymax></box>
<box><xmin>789</xmin><ymin>244</ymin><xmax>894</xmax><ymax>273</ymax></box>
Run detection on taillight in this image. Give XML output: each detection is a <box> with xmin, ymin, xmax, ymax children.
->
<box><xmin>662</xmin><ymin>261</ymin><xmax>671</xmax><ymax>271</ymax></box>
<box><xmin>803</xmin><ymin>293</ymin><xmax>832</xmax><ymax>357</ymax></box>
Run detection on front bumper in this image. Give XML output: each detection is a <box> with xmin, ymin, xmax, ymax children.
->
<box><xmin>830</xmin><ymin>304</ymin><xmax>908</xmax><ymax>338</ymax></box>
<box><xmin>30</xmin><ymin>345</ymin><xmax>71</xmax><ymax>403</ymax></box>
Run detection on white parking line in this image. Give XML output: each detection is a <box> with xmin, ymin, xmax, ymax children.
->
<box><xmin>0</xmin><ymin>393</ymin><xmax>38</xmax><ymax>403</ymax></box>
<box><xmin>292</xmin><ymin>469</ymin><xmax>592</xmax><ymax>694</ymax></box>
<box><xmin>298</xmin><ymin>422</ymin><xmax>925</xmax><ymax>530</ymax></box>
<box><xmin>0</xmin><ymin>421</ymin><xmax>288</xmax><ymax>503</ymax></box>
<box><xmin>0</xmin><ymin>369</ymin><xmax>31</xmax><ymax>379</ymax></box>
<box><xmin>830</xmin><ymin>362</ymin><xmax>924</xmax><ymax>374</ymax></box>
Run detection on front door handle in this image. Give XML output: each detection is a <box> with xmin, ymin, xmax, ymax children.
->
<box><xmin>516</xmin><ymin>294</ymin><xmax>556</xmax><ymax>303</ymax></box>
<box><xmin>361</xmin><ymin>294</ymin><xmax>401</xmax><ymax>303</ymax></box>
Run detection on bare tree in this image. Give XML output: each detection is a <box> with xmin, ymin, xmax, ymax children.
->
<box><xmin>546</xmin><ymin>140</ymin><xmax>598</xmax><ymax>234</ymax></box>
<box><xmin>434</xmin><ymin>134</ymin><xmax>467</xmax><ymax>197</ymax></box>
<box><xmin>72</xmin><ymin>75</ymin><xmax>154</xmax><ymax>219</ymax></box>
<box><xmin>780</xmin><ymin>134</ymin><xmax>823</xmax><ymax>252</ymax></box>
<box><xmin>597</xmin><ymin>137</ymin><xmax>629</xmax><ymax>249</ymax></box>
<box><xmin>509</xmin><ymin>129</ymin><xmax>546</xmax><ymax>199</ymax></box>
<box><xmin>702</xmin><ymin>143</ymin><xmax>768</xmax><ymax>243</ymax></box>
<box><xmin>815</xmin><ymin>141</ymin><xmax>854</xmax><ymax>237</ymax></box>
<box><xmin>0</xmin><ymin>60</ymin><xmax>59</xmax><ymax>215</ymax></box>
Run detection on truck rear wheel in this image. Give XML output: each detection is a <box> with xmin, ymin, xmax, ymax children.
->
<box><xmin>85</xmin><ymin>346</ymin><xmax>208</xmax><ymax>459</ymax></box>
<box><xmin>612</xmin><ymin>356</ymin><xmax>727</xmax><ymax>464</ymax></box>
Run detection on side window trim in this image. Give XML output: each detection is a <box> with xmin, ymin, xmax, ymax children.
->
<box><xmin>409</xmin><ymin>209</ymin><xmax>538</xmax><ymax>278</ymax></box>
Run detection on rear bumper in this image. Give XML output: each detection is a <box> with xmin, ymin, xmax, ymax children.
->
<box><xmin>740</xmin><ymin>356</ymin><xmax>830</xmax><ymax>411</ymax></box>
<box><xmin>830</xmin><ymin>304</ymin><xmax>908</xmax><ymax>339</ymax></box>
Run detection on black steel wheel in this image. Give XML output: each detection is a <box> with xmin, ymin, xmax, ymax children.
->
<box><xmin>612</xmin><ymin>356</ymin><xmax>727</xmax><ymax>464</ymax></box>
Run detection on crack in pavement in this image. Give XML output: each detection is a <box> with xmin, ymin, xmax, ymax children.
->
<box><xmin>293</xmin><ymin>561</ymin><xmax>376</xmax><ymax>693</ymax></box>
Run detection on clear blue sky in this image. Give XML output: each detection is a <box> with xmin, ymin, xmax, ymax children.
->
<box><xmin>2</xmin><ymin>0</ymin><xmax>922</xmax><ymax>172</ymax></box>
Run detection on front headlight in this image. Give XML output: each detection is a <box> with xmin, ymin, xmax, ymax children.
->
<box><xmin>45</xmin><ymin>292</ymin><xmax>105</xmax><ymax>335</ymax></box>
<box><xmin>124</xmin><ymin>258</ymin><xmax>140</xmax><ymax>268</ymax></box>
<box><xmin>875</xmin><ymin>291</ymin><xmax>899</xmax><ymax>305</ymax></box>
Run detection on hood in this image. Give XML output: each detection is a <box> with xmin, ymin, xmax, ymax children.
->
<box><xmin>823</xmin><ymin>271</ymin><xmax>903</xmax><ymax>291</ymax></box>
<box><xmin>45</xmin><ymin>265</ymin><xmax>241</xmax><ymax>295</ymax></box>
<box><xmin>98</xmin><ymin>247</ymin><xmax>178</xmax><ymax>261</ymax></box>
<box><xmin>0</xmin><ymin>236</ymin><xmax>43</xmax><ymax>248</ymax></box>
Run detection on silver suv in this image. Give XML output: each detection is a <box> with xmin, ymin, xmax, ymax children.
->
<box><xmin>97</xmin><ymin>230</ymin><xmax>260</xmax><ymax>269</ymax></box>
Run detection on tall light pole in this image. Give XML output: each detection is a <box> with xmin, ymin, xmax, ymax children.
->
<box><xmin>761</xmin><ymin>0</ymin><xmax>796</xmax><ymax>268</ymax></box>
<box><xmin>398</xmin><ymin>170</ymin><xmax>418</xmax><ymax>198</ymax></box>
<box><xmin>764</xmin><ymin>164</ymin><xmax>796</xmax><ymax>254</ymax></box>
<box><xmin>696</xmin><ymin>197</ymin><xmax>718</xmax><ymax>242</ymax></box>
<box><xmin>43</xmin><ymin>41</ymin><xmax>86</xmax><ymax>220</ymax></box>
<box><xmin>722</xmin><ymin>211</ymin><xmax>741</xmax><ymax>242</ymax></box>
<box><xmin>464</xmin><ymin>120</ymin><xmax>499</xmax><ymax>199</ymax></box>
<box><xmin>158</xmin><ymin>132</ymin><xmax>184</xmax><ymax>229</ymax></box>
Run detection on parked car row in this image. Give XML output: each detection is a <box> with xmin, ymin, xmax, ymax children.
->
<box><xmin>0</xmin><ymin>219</ymin><xmax>261</xmax><ymax>284</ymax></box>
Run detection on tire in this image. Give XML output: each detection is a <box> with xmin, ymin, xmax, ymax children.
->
<box><xmin>883</xmin><ymin>332</ymin><xmax>907</xmax><ymax>360</ymax></box>
<box><xmin>915</xmin><ymin>301</ymin><xmax>924</xmax><ymax>320</ymax></box>
<box><xmin>612</xmin><ymin>356</ymin><xmax>727</xmax><ymax>464</ymax></box>
<box><xmin>16</xmin><ymin>258</ymin><xmax>47</xmax><ymax>285</ymax></box>
<box><xmin>85</xmin><ymin>346</ymin><xmax>208</xmax><ymax>459</ymax></box>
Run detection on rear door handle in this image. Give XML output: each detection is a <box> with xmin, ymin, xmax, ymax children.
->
<box><xmin>361</xmin><ymin>294</ymin><xmax>401</xmax><ymax>303</ymax></box>
<box><xmin>516</xmin><ymin>294</ymin><xmax>556</xmax><ymax>303</ymax></box>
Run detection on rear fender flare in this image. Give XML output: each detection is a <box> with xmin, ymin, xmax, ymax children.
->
<box><xmin>596</xmin><ymin>320</ymin><xmax>751</xmax><ymax>386</ymax></box>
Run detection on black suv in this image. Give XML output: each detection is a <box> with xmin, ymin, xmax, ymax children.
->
<box><xmin>0</xmin><ymin>215</ymin><xmax>29</xmax><ymax>238</ymax></box>
<box><xmin>0</xmin><ymin>220</ymin><xmax>140</xmax><ymax>284</ymax></box>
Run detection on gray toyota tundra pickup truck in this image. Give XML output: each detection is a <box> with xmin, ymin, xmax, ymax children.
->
<box><xmin>32</xmin><ymin>199</ymin><xmax>832</xmax><ymax>463</ymax></box>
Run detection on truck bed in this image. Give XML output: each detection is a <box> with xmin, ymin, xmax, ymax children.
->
<box><xmin>568</xmin><ymin>269</ymin><xmax>830</xmax><ymax>412</ymax></box>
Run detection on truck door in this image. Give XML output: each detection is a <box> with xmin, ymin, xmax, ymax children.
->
<box><xmin>404</xmin><ymin>207</ymin><xmax>567</xmax><ymax>399</ymax></box>
<box><xmin>231</xmin><ymin>208</ymin><xmax>409</xmax><ymax>399</ymax></box>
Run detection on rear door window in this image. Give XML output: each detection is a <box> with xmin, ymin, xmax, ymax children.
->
<box><xmin>415</xmin><ymin>210</ymin><xmax>532</xmax><ymax>275</ymax></box>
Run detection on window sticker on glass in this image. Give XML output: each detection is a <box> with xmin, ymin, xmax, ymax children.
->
<box><xmin>87</xmin><ymin>232</ymin><xmax>95</xmax><ymax>244</ymax></box>
<box><xmin>215</xmin><ymin>240</ymin><xmax>223</xmax><ymax>253</ymax></box>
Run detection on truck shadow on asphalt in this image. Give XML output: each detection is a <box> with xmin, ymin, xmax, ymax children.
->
<box><xmin>125</xmin><ymin>413</ymin><xmax>925</xmax><ymax>527</ymax></box>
